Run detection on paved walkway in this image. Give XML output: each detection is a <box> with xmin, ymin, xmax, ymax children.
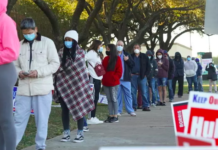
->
<box><xmin>23</xmin><ymin>95</ymin><xmax>189</xmax><ymax>150</ymax></box>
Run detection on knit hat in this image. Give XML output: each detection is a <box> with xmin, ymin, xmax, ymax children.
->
<box><xmin>64</xmin><ymin>30</ymin><xmax>79</xmax><ymax>43</ymax></box>
<box><xmin>196</xmin><ymin>58</ymin><xmax>200</xmax><ymax>62</ymax></box>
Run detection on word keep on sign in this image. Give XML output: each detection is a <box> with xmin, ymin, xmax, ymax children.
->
<box><xmin>186</xmin><ymin>92</ymin><xmax>218</xmax><ymax>145</ymax></box>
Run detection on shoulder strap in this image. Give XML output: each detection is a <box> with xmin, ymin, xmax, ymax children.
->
<box><xmin>88</xmin><ymin>62</ymin><xmax>94</xmax><ymax>68</ymax></box>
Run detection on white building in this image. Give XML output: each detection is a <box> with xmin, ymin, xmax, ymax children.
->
<box><xmin>141</xmin><ymin>43</ymin><xmax>192</xmax><ymax>58</ymax></box>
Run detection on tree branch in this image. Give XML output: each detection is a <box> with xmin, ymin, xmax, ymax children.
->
<box><xmin>70</xmin><ymin>0</ymin><xmax>86</xmax><ymax>30</ymax></box>
<box><xmin>7</xmin><ymin>0</ymin><xmax>18</xmax><ymax>14</ymax></box>
<box><xmin>80</xmin><ymin>0</ymin><xmax>104</xmax><ymax>42</ymax></box>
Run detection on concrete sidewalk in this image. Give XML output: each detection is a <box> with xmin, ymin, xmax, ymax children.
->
<box><xmin>23</xmin><ymin>95</ymin><xmax>189</xmax><ymax>150</ymax></box>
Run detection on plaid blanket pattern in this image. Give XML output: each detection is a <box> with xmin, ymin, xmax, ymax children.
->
<box><xmin>53</xmin><ymin>47</ymin><xmax>94</xmax><ymax>121</ymax></box>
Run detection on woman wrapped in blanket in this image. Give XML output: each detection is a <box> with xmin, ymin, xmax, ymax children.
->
<box><xmin>53</xmin><ymin>30</ymin><xmax>95</xmax><ymax>143</ymax></box>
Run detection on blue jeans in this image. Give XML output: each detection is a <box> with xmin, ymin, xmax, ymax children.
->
<box><xmin>155</xmin><ymin>78</ymin><xmax>160</xmax><ymax>102</ymax></box>
<box><xmin>186</xmin><ymin>76</ymin><xmax>198</xmax><ymax>91</ymax></box>
<box><xmin>167</xmin><ymin>79</ymin><xmax>174</xmax><ymax>101</ymax></box>
<box><xmin>131</xmin><ymin>75</ymin><xmax>149</xmax><ymax>108</ymax></box>
<box><xmin>148</xmin><ymin>78</ymin><xmax>156</xmax><ymax>104</ymax></box>
<box><xmin>197</xmin><ymin>76</ymin><xmax>204</xmax><ymax>92</ymax></box>
<box><xmin>117</xmin><ymin>81</ymin><xmax>134</xmax><ymax>114</ymax></box>
<box><xmin>84</xmin><ymin>117</ymin><xmax>87</xmax><ymax>127</ymax></box>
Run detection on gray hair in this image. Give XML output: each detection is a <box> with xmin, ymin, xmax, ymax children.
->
<box><xmin>20</xmin><ymin>18</ymin><xmax>36</xmax><ymax>30</ymax></box>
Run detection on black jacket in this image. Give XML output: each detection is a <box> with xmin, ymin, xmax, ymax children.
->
<box><xmin>121</xmin><ymin>51</ymin><xmax>135</xmax><ymax>81</ymax></box>
<box><xmin>173</xmin><ymin>52</ymin><xmax>184</xmax><ymax>77</ymax></box>
<box><xmin>206</xmin><ymin>63</ymin><xmax>217</xmax><ymax>81</ymax></box>
<box><xmin>131</xmin><ymin>52</ymin><xmax>151</xmax><ymax>80</ymax></box>
<box><xmin>167</xmin><ymin>55</ymin><xmax>175</xmax><ymax>79</ymax></box>
<box><xmin>146</xmin><ymin>50</ymin><xmax>158</xmax><ymax>80</ymax></box>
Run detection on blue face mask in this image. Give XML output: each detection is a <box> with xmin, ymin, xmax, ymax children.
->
<box><xmin>98</xmin><ymin>47</ymin><xmax>103</xmax><ymax>53</ymax></box>
<box><xmin>117</xmin><ymin>46</ymin><xmax>123</xmax><ymax>52</ymax></box>
<box><xmin>187</xmin><ymin>57</ymin><xmax>191</xmax><ymax>61</ymax></box>
<box><xmin>148</xmin><ymin>56</ymin><xmax>151</xmax><ymax>59</ymax></box>
<box><xmin>65</xmin><ymin>41</ymin><xmax>73</xmax><ymax>49</ymax></box>
<box><xmin>23</xmin><ymin>33</ymin><xmax>36</xmax><ymax>41</ymax></box>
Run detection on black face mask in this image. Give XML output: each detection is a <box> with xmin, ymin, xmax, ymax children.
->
<box><xmin>106</xmin><ymin>51</ymin><xmax>110</xmax><ymax>56</ymax></box>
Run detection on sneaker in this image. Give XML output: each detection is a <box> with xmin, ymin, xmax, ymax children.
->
<box><xmin>73</xmin><ymin>135</ymin><xmax>84</xmax><ymax>143</ymax></box>
<box><xmin>93</xmin><ymin>117</ymin><xmax>104</xmax><ymax>124</ymax></box>
<box><xmin>151</xmin><ymin>103</ymin><xmax>156</xmax><ymax>107</ymax></box>
<box><xmin>60</xmin><ymin>131</ymin><xmax>71</xmax><ymax>142</ymax></box>
<box><xmin>169</xmin><ymin>99</ymin><xmax>173</xmax><ymax>102</ymax></box>
<box><xmin>130</xmin><ymin>112</ymin><xmax>136</xmax><ymax>116</ymax></box>
<box><xmin>161</xmin><ymin>102</ymin><xmax>166</xmax><ymax>106</ymax></box>
<box><xmin>117</xmin><ymin>113</ymin><xmax>121</xmax><ymax>116</ymax></box>
<box><xmin>143</xmin><ymin>107</ymin><xmax>151</xmax><ymax>111</ymax></box>
<box><xmin>83</xmin><ymin>126</ymin><xmax>89</xmax><ymax>132</ymax></box>
<box><xmin>137</xmin><ymin>106</ymin><xmax>142</xmax><ymax>109</ymax></box>
<box><xmin>87</xmin><ymin>117</ymin><xmax>103</xmax><ymax>125</ymax></box>
<box><xmin>156</xmin><ymin>101</ymin><xmax>161</xmax><ymax>106</ymax></box>
<box><xmin>104</xmin><ymin>116</ymin><xmax>112</xmax><ymax>123</ymax></box>
<box><xmin>110</xmin><ymin>117</ymin><xmax>119</xmax><ymax>123</ymax></box>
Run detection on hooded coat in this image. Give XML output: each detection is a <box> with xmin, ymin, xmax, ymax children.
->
<box><xmin>156</xmin><ymin>49</ymin><xmax>169</xmax><ymax>78</ymax></box>
<box><xmin>206</xmin><ymin>63</ymin><xmax>217</xmax><ymax>81</ymax></box>
<box><xmin>173</xmin><ymin>52</ymin><xmax>184</xmax><ymax>77</ymax></box>
<box><xmin>165</xmin><ymin>53</ymin><xmax>175</xmax><ymax>79</ymax></box>
<box><xmin>146</xmin><ymin>50</ymin><xmax>158</xmax><ymax>80</ymax></box>
<box><xmin>0</xmin><ymin>0</ymin><xmax>20</xmax><ymax>65</ymax></box>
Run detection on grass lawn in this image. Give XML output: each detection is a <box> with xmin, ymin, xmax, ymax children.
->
<box><xmin>17</xmin><ymin>104</ymin><xmax>108</xmax><ymax>150</ymax></box>
<box><xmin>17</xmin><ymin>80</ymin><xmax>216</xmax><ymax>150</ymax></box>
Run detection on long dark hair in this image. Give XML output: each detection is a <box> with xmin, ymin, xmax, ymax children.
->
<box><xmin>88</xmin><ymin>40</ymin><xmax>102</xmax><ymax>53</ymax></box>
<box><xmin>62</xmin><ymin>40</ymin><xmax>77</xmax><ymax>69</ymax></box>
<box><xmin>107</xmin><ymin>44</ymin><xmax>118</xmax><ymax>71</ymax></box>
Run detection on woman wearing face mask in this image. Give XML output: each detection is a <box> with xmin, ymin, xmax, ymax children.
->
<box><xmin>53</xmin><ymin>30</ymin><xmax>95</xmax><ymax>143</ymax></box>
<box><xmin>102</xmin><ymin>44</ymin><xmax>122</xmax><ymax>123</ymax></box>
<box><xmin>156</xmin><ymin>49</ymin><xmax>169</xmax><ymax>106</ymax></box>
<box><xmin>85</xmin><ymin>40</ymin><xmax>104</xmax><ymax>125</ymax></box>
<box><xmin>206</xmin><ymin>62</ymin><xmax>217</xmax><ymax>93</ymax></box>
<box><xmin>0</xmin><ymin>0</ymin><xmax>20</xmax><ymax>149</ymax></box>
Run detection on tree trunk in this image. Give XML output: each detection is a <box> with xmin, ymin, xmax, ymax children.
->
<box><xmin>7</xmin><ymin>0</ymin><xmax>18</xmax><ymax>15</ymax></box>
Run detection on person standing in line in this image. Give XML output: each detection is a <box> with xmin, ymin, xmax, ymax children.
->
<box><xmin>184</xmin><ymin>56</ymin><xmax>198</xmax><ymax>92</ymax></box>
<box><xmin>85</xmin><ymin>40</ymin><xmax>104</xmax><ymax>124</ymax></box>
<box><xmin>116</xmin><ymin>41</ymin><xmax>136</xmax><ymax>116</ymax></box>
<box><xmin>53</xmin><ymin>30</ymin><xmax>94</xmax><ymax>143</ymax></box>
<box><xmin>146</xmin><ymin>50</ymin><xmax>158</xmax><ymax>106</ymax></box>
<box><xmin>156</xmin><ymin>49</ymin><xmax>169</xmax><ymax>106</ymax></box>
<box><xmin>172</xmin><ymin>52</ymin><xmax>184</xmax><ymax>98</ymax></box>
<box><xmin>164</xmin><ymin>51</ymin><xmax>175</xmax><ymax>102</ymax></box>
<box><xmin>102</xmin><ymin>44</ymin><xmax>122</xmax><ymax>123</ymax></box>
<box><xmin>14</xmin><ymin>18</ymin><xmax>60</xmax><ymax>150</ymax></box>
<box><xmin>206</xmin><ymin>62</ymin><xmax>217</xmax><ymax>93</ymax></box>
<box><xmin>131</xmin><ymin>44</ymin><xmax>151</xmax><ymax>111</ymax></box>
<box><xmin>195</xmin><ymin>58</ymin><xmax>204</xmax><ymax>92</ymax></box>
<box><xmin>0</xmin><ymin>0</ymin><xmax>20</xmax><ymax>149</ymax></box>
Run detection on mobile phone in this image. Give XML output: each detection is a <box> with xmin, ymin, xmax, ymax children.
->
<box><xmin>23</xmin><ymin>72</ymin><xmax>29</xmax><ymax>76</ymax></box>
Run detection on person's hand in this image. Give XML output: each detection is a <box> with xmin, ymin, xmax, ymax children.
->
<box><xmin>28</xmin><ymin>70</ymin><xmax>38</xmax><ymax>78</ymax></box>
<box><xmin>124</xmin><ymin>55</ymin><xmax>129</xmax><ymax>61</ymax></box>
<box><xmin>157</xmin><ymin>62</ymin><xmax>162</xmax><ymax>66</ymax></box>
<box><xmin>19</xmin><ymin>71</ymin><xmax>26</xmax><ymax>80</ymax></box>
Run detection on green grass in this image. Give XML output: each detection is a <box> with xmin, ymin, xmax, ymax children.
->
<box><xmin>17</xmin><ymin>105</ymin><xmax>108</xmax><ymax>150</ymax></box>
<box><xmin>17</xmin><ymin>80</ymin><xmax>217</xmax><ymax>149</ymax></box>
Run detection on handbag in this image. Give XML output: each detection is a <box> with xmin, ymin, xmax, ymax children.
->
<box><xmin>88</xmin><ymin>62</ymin><xmax>105</xmax><ymax>76</ymax></box>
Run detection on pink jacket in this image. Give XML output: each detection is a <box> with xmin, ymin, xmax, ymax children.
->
<box><xmin>0</xmin><ymin>0</ymin><xmax>20</xmax><ymax>65</ymax></box>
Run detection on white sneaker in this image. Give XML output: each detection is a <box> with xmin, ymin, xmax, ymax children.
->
<box><xmin>130</xmin><ymin>112</ymin><xmax>136</xmax><ymax>116</ymax></box>
<box><xmin>83</xmin><ymin>126</ymin><xmax>89</xmax><ymax>132</ymax></box>
<box><xmin>93</xmin><ymin>117</ymin><xmax>104</xmax><ymax>124</ymax></box>
<box><xmin>60</xmin><ymin>131</ymin><xmax>70</xmax><ymax>142</ymax></box>
<box><xmin>151</xmin><ymin>103</ymin><xmax>156</xmax><ymax>107</ymax></box>
<box><xmin>87</xmin><ymin>117</ymin><xmax>103</xmax><ymax>124</ymax></box>
<box><xmin>117</xmin><ymin>113</ymin><xmax>121</xmax><ymax>116</ymax></box>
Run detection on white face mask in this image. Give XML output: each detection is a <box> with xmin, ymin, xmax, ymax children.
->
<box><xmin>134</xmin><ymin>49</ymin><xmax>140</xmax><ymax>54</ymax></box>
<box><xmin>157</xmin><ymin>55</ymin><xmax>162</xmax><ymax>59</ymax></box>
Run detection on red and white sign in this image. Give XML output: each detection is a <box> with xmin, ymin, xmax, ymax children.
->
<box><xmin>171</xmin><ymin>101</ymin><xmax>188</xmax><ymax>133</ymax></box>
<box><xmin>176</xmin><ymin>133</ymin><xmax>216</xmax><ymax>146</ymax></box>
<box><xmin>185</xmin><ymin>92</ymin><xmax>218</xmax><ymax>145</ymax></box>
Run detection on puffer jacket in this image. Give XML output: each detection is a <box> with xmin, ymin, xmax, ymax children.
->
<box><xmin>14</xmin><ymin>34</ymin><xmax>60</xmax><ymax>96</ymax></box>
<box><xmin>146</xmin><ymin>50</ymin><xmax>158</xmax><ymax>80</ymax></box>
<box><xmin>206</xmin><ymin>63</ymin><xmax>217</xmax><ymax>81</ymax></box>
